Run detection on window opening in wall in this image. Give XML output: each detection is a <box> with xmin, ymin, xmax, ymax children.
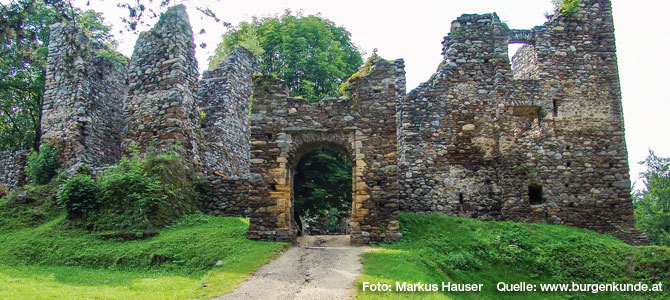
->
<box><xmin>459</xmin><ymin>193</ymin><xmax>464</xmax><ymax>205</ymax></box>
<box><xmin>529</xmin><ymin>184</ymin><xmax>544</xmax><ymax>205</ymax></box>
<box><xmin>553</xmin><ymin>100</ymin><xmax>558</xmax><ymax>117</ymax></box>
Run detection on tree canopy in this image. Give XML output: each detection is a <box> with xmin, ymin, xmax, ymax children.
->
<box><xmin>209</xmin><ymin>11</ymin><xmax>364</xmax><ymax>102</ymax></box>
<box><xmin>210</xmin><ymin>12</ymin><xmax>362</xmax><ymax>232</ymax></box>
<box><xmin>634</xmin><ymin>150</ymin><xmax>670</xmax><ymax>246</ymax></box>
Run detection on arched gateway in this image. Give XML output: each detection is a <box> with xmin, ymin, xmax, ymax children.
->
<box><xmin>245</xmin><ymin>58</ymin><xmax>405</xmax><ymax>244</ymax></box>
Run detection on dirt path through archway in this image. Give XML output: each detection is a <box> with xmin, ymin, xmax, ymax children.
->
<box><xmin>213</xmin><ymin>235</ymin><xmax>370</xmax><ymax>300</ymax></box>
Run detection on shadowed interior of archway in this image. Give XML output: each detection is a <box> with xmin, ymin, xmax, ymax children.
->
<box><xmin>292</xmin><ymin>148</ymin><xmax>353</xmax><ymax>236</ymax></box>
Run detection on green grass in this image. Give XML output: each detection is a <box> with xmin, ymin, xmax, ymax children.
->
<box><xmin>357</xmin><ymin>213</ymin><xmax>670</xmax><ymax>300</ymax></box>
<box><xmin>0</xmin><ymin>194</ymin><xmax>287</xmax><ymax>300</ymax></box>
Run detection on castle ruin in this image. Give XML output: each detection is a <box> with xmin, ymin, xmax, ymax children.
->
<box><xmin>0</xmin><ymin>0</ymin><xmax>648</xmax><ymax>245</ymax></box>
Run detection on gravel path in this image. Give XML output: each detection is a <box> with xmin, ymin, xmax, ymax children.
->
<box><xmin>213</xmin><ymin>235</ymin><xmax>369</xmax><ymax>300</ymax></box>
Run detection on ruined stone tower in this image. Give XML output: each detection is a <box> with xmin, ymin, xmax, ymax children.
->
<box><xmin>40</xmin><ymin>23</ymin><xmax>126</xmax><ymax>169</ymax></box>
<box><xmin>0</xmin><ymin>0</ymin><xmax>645</xmax><ymax>245</ymax></box>
<box><xmin>399</xmin><ymin>0</ymin><xmax>645</xmax><ymax>243</ymax></box>
<box><xmin>122</xmin><ymin>5</ymin><xmax>202</xmax><ymax>163</ymax></box>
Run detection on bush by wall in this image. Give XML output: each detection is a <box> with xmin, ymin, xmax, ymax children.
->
<box><xmin>25</xmin><ymin>144</ymin><xmax>60</xmax><ymax>185</ymax></box>
<box><xmin>56</xmin><ymin>150</ymin><xmax>201</xmax><ymax>231</ymax></box>
<box><xmin>57</xmin><ymin>174</ymin><xmax>99</xmax><ymax>220</ymax></box>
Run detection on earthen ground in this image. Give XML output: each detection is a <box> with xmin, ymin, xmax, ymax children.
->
<box><xmin>213</xmin><ymin>235</ymin><xmax>370</xmax><ymax>300</ymax></box>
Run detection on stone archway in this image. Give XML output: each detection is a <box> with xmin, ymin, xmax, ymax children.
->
<box><xmin>246</xmin><ymin>126</ymin><xmax>385</xmax><ymax>244</ymax></box>
<box><xmin>280</xmin><ymin>131</ymin><xmax>357</xmax><ymax>239</ymax></box>
<box><xmin>245</xmin><ymin>58</ymin><xmax>405</xmax><ymax>244</ymax></box>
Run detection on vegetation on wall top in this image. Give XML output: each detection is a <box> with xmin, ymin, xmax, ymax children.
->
<box><xmin>552</xmin><ymin>0</ymin><xmax>582</xmax><ymax>18</ymax></box>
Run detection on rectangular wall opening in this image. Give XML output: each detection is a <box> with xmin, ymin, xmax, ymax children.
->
<box><xmin>529</xmin><ymin>184</ymin><xmax>544</xmax><ymax>205</ymax></box>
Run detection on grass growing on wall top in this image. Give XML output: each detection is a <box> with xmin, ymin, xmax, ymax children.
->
<box><xmin>357</xmin><ymin>213</ymin><xmax>670</xmax><ymax>300</ymax></box>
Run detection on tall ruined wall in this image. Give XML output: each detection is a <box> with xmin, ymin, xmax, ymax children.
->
<box><xmin>198</xmin><ymin>47</ymin><xmax>257</xmax><ymax>177</ymax></box>
<box><xmin>122</xmin><ymin>5</ymin><xmax>202</xmax><ymax>165</ymax></box>
<box><xmin>399</xmin><ymin>0</ymin><xmax>645</xmax><ymax>244</ymax></box>
<box><xmin>498</xmin><ymin>0</ymin><xmax>642</xmax><ymax>243</ymax></box>
<box><xmin>246</xmin><ymin>57</ymin><xmax>405</xmax><ymax>244</ymax></box>
<box><xmin>0</xmin><ymin>150</ymin><xmax>28</xmax><ymax>187</ymax></box>
<box><xmin>40</xmin><ymin>22</ymin><xmax>126</xmax><ymax>169</ymax></box>
<box><xmin>399</xmin><ymin>13</ymin><xmax>508</xmax><ymax>220</ymax></box>
<box><xmin>197</xmin><ymin>47</ymin><xmax>257</xmax><ymax>217</ymax></box>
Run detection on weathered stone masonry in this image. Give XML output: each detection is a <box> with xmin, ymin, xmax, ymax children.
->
<box><xmin>40</xmin><ymin>23</ymin><xmax>126</xmax><ymax>170</ymax></box>
<box><xmin>0</xmin><ymin>150</ymin><xmax>27</xmax><ymax>187</ymax></box>
<box><xmin>123</xmin><ymin>5</ymin><xmax>202</xmax><ymax>163</ymax></box>
<box><xmin>399</xmin><ymin>0</ymin><xmax>646</xmax><ymax>244</ymax></box>
<box><xmin>246</xmin><ymin>58</ymin><xmax>405</xmax><ymax>244</ymax></box>
<box><xmin>0</xmin><ymin>0</ymin><xmax>646</xmax><ymax>245</ymax></box>
<box><xmin>199</xmin><ymin>47</ymin><xmax>258</xmax><ymax>178</ymax></box>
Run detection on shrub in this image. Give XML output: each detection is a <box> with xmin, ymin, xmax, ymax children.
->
<box><xmin>80</xmin><ymin>150</ymin><xmax>201</xmax><ymax>231</ymax></box>
<box><xmin>57</xmin><ymin>174</ymin><xmax>99</xmax><ymax>220</ymax></box>
<box><xmin>0</xmin><ymin>184</ymin><xmax>8</xmax><ymax>198</ymax></box>
<box><xmin>25</xmin><ymin>144</ymin><xmax>60</xmax><ymax>185</ymax></box>
<box><xmin>552</xmin><ymin>0</ymin><xmax>581</xmax><ymax>18</ymax></box>
<box><xmin>54</xmin><ymin>149</ymin><xmax>201</xmax><ymax>231</ymax></box>
<box><xmin>95</xmin><ymin>154</ymin><xmax>167</xmax><ymax>230</ymax></box>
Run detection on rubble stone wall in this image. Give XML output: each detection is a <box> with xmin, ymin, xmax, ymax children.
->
<box><xmin>198</xmin><ymin>47</ymin><xmax>257</xmax><ymax>178</ymax></box>
<box><xmin>122</xmin><ymin>5</ymin><xmax>202</xmax><ymax>165</ymax></box>
<box><xmin>0</xmin><ymin>150</ymin><xmax>28</xmax><ymax>187</ymax></box>
<box><xmin>398</xmin><ymin>0</ymin><xmax>646</xmax><ymax>245</ymax></box>
<box><xmin>202</xmin><ymin>177</ymin><xmax>252</xmax><ymax>217</ymax></box>
<box><xmin>245</xmin><ymin>58</ymin><xmax>405</xmax><ymax>244</ymax></box>
<box><xmin>40</xmin><ymin>22</ymin><xmax>126</xmax><ymax>170</ymax></box>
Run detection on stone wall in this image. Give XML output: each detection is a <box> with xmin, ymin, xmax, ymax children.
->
<box><xmin>202</xmin><ymin>176</ymin><xmax>252</xmax><ymax>216</ymax></box>
<box><xmin>245</xmin><ymin>57</ymin><xmax>405</xmax><ymax>244</ymax></box>
<box><xmin>34</xmin><ymin>0</ymin><xmax>646</xmax><ymax>245</ymax></box>
<box><xmin>40</xmin><ymin>22</ymin><xmax>126</xmax><ymax>170</ymax></box>
<box><xmin>0</xmin><ymin>150</ymin><xmax>28</xmax><ymax>187</ymax></box>
<box><xmin>512</xmin><ymin>44</ymin><xmax>540</xmax><ymax>80</ymax></box>
<box><xmin>398</xmin><ymin>0</ymin><xmax>646</xmax><ymax>244</ymax></box>
<box><xmin>199</xmin><ymin>47</ymin><xmax>257</xmax><ymax>178</ymax></box>
<box><xmin>122</xmin><ymin>5</ymin><xmax>202</xmax><ymax>166</ymax></box>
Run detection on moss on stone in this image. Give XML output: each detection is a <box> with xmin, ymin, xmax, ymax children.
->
<box><xmin>339</xmin><ymin>53</ymin><xmax>379</xmax><ymax>102</ymax></box>
<box><xmin>97</xmin><ymin>48</ymin><xmax>128</xmax><ymax>68</ymax></box>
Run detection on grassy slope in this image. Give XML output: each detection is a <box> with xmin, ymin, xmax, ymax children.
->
<box><xmin>357</xmin><ymin>213</ymin><xmax>670</xmax><ymax>300</ymax></box>
<box><xmin>0</xmin><ymin>194</ymin><xmax>287</xmax><ymax>300</ymax></box>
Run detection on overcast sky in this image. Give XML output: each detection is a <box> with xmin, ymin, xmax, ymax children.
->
<box><xmin>74</xmin><ymin>0</ymin><xmax>669</xmax><ymax>190</ymax></box>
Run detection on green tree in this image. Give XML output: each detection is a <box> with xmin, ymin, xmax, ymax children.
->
<box><xmin>634</xmin><ymin>150</ymin><xmax>670</xmax><ymax>246</ymax></box>
<box><xmin>209</xmin><ymin>10</ymin><xmax>364</xmax><ymax>102</ymax></box>
<box><xmin>293</xmin><ymin>149</ymin><xmax>352</xmax><ymax>232</ymax></box>
<box><xmin>210</xmin><ymin>12</ymin><xmax>362</xmax><ymax>233</ymax></box>
<box><xmin>0</xmin><ymin>1</ymin><xmax>111</xmax><ymax>151</ymax></box>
